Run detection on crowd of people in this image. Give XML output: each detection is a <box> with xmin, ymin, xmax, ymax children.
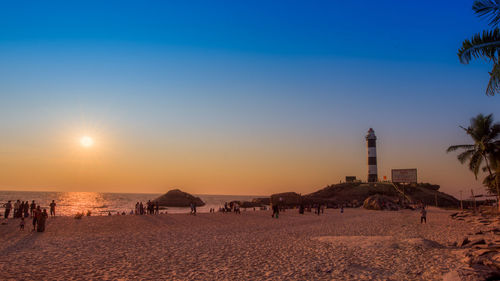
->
<box><xmin>2</xmin><ymin>199</ymin><xmax>56</xmax><ymax>232</ymax></box>
<box><xmin>134</xmin><ymin>200</ymin><xmax>159</xmax><ymax>215</ymax></box>
<box><xmin>218</xmin><ymin>202</ymin><xmax>241</xmax><ymax>214</ymax></box>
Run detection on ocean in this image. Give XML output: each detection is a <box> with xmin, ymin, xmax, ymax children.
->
<box><xmin>0</xmin><ymin>191</ymin><xmax>263</xmax><ymax>216</ymax></box>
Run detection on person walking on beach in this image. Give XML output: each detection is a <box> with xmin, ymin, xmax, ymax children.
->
<box><xmin>50</xmin><ymin>200</ymin><xmax>56</xmax><ymax>217</ymax></box>
<box><xmin>299</xmin><ymin>204</ymin><xmax>304</xmax><ymax>214</ymax></box>
<box><xmin>23</xmin><ymin>201</ymin><xmax>29</xmax><ymax>218</ymax></box>
<box><xmin>272</xmin><ymin>203</ymin><xmax>279</xmax><ymax>218</ymax></box>
<box><xmin>146</xmin><ymin>200</ymin><xmax>152</xmax><ymax>214</ymax></box>
<box><xmin>190</xmin><ymin>202</ymin><xmax>197</xmax><ymax>215</ymax></box>
<box><xmin>32</xmin><ymin>206</ymin><xmax>41</xmax><ymax>231</ymax></box>
<box><xmin>30</xmin><ymin>200</ymin><xmax>36</xmax><ymax>216</ymax></box>
<box><xmin>18</xmin><ymin>201</ymin><xmax>24</xmax><ymax>218</ymax></box>
<box><xmin>4</xmin><ymin>200</ymin><xmax>12</xmax><ymax>219</ymax></box>
<box><xmin>420</xmin><ymin>207</ymin><xmax>427</xmax><ymax>224</ymax></box>
<box><xmin>19</xmin><ymin>217</ymin><xmax>25</xmax><ymax>230</ymax></box>
<box><xmin>14</xmin><ymin>200</ymin><xmax>20</xmax><ymax>218</ymax></box>
<box><xmin>317</xmin><ymin>204</ymin><xmax>321</xmax><ymax>216</ymax></box>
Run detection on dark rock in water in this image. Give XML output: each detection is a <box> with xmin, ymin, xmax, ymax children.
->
<box><xmin>363</xmin><ymin>195</ymin><xmax>399</xmax><ymax>211</ymax></box>
<box><xmin>154</xmin><ymin>189</ymin><xmax>205</xmax><ymax>207</ymax></box>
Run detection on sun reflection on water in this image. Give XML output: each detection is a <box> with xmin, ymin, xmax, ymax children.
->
<box><xmin>58</xmin><ymin>192</ymin><xmax>106</xmax><ymax>215</ymax></box>
<box><xmin>0</xmin><ymin>191</ymin><xmax>259</xmax><ymax>216</ymax></box>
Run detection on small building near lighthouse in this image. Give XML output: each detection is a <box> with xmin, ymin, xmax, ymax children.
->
<box><xmin>366</xmin><ymin>128</ymin><xmax>378</xmax><ymax>183</ymax></box>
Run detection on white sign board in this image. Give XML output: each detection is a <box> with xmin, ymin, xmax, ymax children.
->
<box><xmin>391</xmin><ymin>169</ymin><xmax>417</xmax><ymax>183</ymax></box>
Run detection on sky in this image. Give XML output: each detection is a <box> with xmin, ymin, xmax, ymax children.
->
<box><xmin>1</xmin><ymin>0</ymin><xmax>500</xmax><ymax>197</ymax></box>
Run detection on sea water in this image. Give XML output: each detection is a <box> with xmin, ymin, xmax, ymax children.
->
<box><xmin>0</xmin><ymin>191</ymin><xmax>262</xmax><ymax>216</ymax></box>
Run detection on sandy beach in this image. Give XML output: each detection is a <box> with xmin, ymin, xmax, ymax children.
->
<box><xmin>0</xmin><ymin>207</ymin><xmax>486</xmax><ymax>280</ymax></box>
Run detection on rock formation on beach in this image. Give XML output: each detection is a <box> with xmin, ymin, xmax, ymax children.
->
<box><xmin>305</xmin><ymin>182</ymin><xmax>459</xmax><ymax>208</ymax></box>
<box><xmin>363</xmin><ymin>195</ymin><xmax>400</xmax><ymax>211</ymax></box>
<box><xmin>154</xmin><ymin>189</ymin><xmax>205</xmax><ymax>207</ymax></box>
<box><xmin>252</xmin><ymin>197</ymin><xmax>271</xmax><ymax>206</ymax></box>
<box><xmin>270</xmin><ymin>192</ymin><xmax>302</xmax><ymax>206</ymax></box>
<box><xmin>263</xmin><ymin>182</ymin><xmax>459</xmax><ymax>209</ymax></box>
<box><xmin>237</xmin><ymin>201</ymin><xmax>262</xmax><ymax>208</ymax></box>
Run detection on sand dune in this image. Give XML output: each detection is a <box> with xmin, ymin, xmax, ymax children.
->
<box><xmin>0</xmin><ymin>208</ymin><xmax>481</xmax><ymax>280</ymax></box>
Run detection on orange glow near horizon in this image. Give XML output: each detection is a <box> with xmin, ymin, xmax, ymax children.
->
<box><xmin>0</xmin><ymin>125</ymin><xmax>488</xmax><ymax>199</ymax></box>
<box><xmin>0</xmin><ymin>116</ymin><xmax>491</xmax><ymax>198</ymax></box>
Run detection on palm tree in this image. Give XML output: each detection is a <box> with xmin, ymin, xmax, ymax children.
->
<box><xmin>447</xmin><ymin>114</ymin><xmax>500</xmax><ymax>207</ymax></box>
<box><xmin>458</xmin><ymin>1</ymin><xmax>500</xmax><ymax>96</ymax></box>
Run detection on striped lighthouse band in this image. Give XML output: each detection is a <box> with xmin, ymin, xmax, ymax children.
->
<box><xmin>366</xmin><ymin>128</ymin><xmax>378</xmax><ymax>183</ymax></box>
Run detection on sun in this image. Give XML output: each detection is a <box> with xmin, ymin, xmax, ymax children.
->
<box><xmin>80</xmin><ymin>136</ymin><xmax>94</xmax><ymax>147</ymax></box>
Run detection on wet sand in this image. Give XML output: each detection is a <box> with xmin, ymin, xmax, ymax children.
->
<box><xmin>0</xmin><ymin>207</ymin><xmax>475</xmax><ymax>280</ymax></box>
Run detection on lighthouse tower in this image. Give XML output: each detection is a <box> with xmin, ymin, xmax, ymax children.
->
<box><xmin>366</xmin><ymin>128</ymin><xmax>378</xmax><ymax>183</ymax></box>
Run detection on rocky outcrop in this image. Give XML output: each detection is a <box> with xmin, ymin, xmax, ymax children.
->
<box><xmin>154</xmin><ymin>189</ymin><xmax>205</xmax><ymax>207</ymax></box>
<box><xmin>305</xmin><ymin>182</ymin><xmax>459</xmax><ymax>208</ymax></box>
<box><xmin>252</xmin><ymin>197</ymin><xmax>271</xmax><ymax>206</ymax></box>
<box><xmin>238</xmin><ymin>201</ymin><xmax>262</xmax><ymax>208</ymax></box>
<box><xmin>270</xmin><ymin>192</ymin><xmax>302</xmax><ymax>206</ymax></box>
<box><xmin>363</xmin><ymin>195</ymin><xmax>399</xmax><ymax>211</ymax></box>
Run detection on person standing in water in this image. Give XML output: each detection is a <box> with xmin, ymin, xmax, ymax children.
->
<box><xmin>49</xmin><ymin>200</ymin><xmax>56</xmax><ymax>217</ymax></box>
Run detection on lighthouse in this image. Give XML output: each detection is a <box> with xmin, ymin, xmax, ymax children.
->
<box><xmin>366</xmin><ymin>128</ymin><xmax>378</xmax><ymax>183</ymax></box>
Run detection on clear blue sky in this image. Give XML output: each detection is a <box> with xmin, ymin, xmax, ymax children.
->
<box><xmin>1</xmin><ymin>0</ymin><xmax>500</xmax><ymax>196</ymax></box>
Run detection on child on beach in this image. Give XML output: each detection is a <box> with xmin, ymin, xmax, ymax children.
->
<box><xmin>20</xmin><ymin>217</ymin><xmax>25</xmax><ymax>230</ymax></box>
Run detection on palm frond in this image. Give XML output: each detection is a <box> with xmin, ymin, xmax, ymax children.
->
<box><xmin>490</xmin><ymin>123</ymin><xmax>500</xmax><ymax>139</ymax></box>
<box><xmin>447</xmin><ymin>144</ymin><xmax>475</xmax><ymax>153</ymax></box>
<box><xmin>458</xmin><ymin>28</ymin><xmax>500</xmax><ymax>64</ymax></box>
<box><xmin>487</xmin><ymin>62</ymin><xmax>500</xmax><ymax>95</ymax></box>
<box><xmin>457</xmin><ymin>150</ymin><xmax>475</xmax><ymax>164</ymax></box>
<box><xmin>469</xmin><ymin>151</ymin><xmax>483</xmax><ymax>178</ymax></box>
<box><xmin>473</xmin><ymin>0</ymin><xmax>500</xmax><ymax>26</ymax></box>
